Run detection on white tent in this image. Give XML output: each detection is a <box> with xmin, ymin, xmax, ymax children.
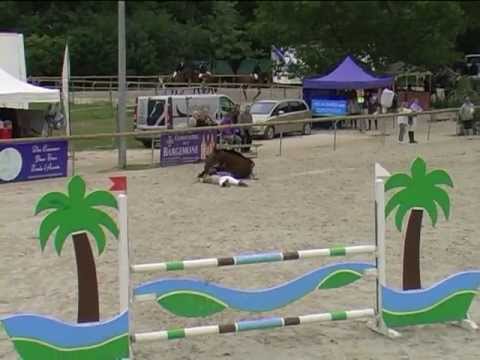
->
<box><xmin>0</xmin><ymin>67</ymin><xmax>60</xmax><ymax>108</ymax></box>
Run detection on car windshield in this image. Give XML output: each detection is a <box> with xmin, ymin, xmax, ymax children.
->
<box><xmin>250</xmin><ymin>102</ymin><xmax>277</xmax><ymax>115</ymax></box>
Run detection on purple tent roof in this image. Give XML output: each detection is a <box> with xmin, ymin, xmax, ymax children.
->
<box><xmin>303</xmin><ymin>55</ymin><xmax>394</xmax><ymax>90</ymax></box>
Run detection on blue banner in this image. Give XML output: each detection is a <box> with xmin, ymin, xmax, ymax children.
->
<box><xmin>0</xmin><ymin>140</ymin><xmax>68</xmax><ymax>184</ymax></box>
<box><xmin>160</xmin><ymin>131</ymin><xmax>217</xmax><ymax>167</ymax></box>
<box><xmin>311</xmin><ymin>98</ymin><xmax>348</xmax><ymax>116</ymax></box>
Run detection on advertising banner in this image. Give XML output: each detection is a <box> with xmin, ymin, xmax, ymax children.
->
<box><xmin>0</xmin><ymin>140</ymin><xmax>68</xmax><ymax>184</ymax></box>
<box><xmin>160</xmin><ymin>131</ymin><xmax>216</xmax><ymax>167</ymax></box>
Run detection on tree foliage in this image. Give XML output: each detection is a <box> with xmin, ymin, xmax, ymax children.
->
<box><xmin>0</xmin><ymin>1</ymin><xmax>477</xmax><ymax>76</ymax></box>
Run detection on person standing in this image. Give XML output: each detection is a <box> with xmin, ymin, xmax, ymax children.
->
<box><xmin>458</xmin><ymin>96</ymin><xmax>475</xmax><ymax>136</ymax></box>
<box><xmin>397</xmin><ymin>102</ymin><xmax>411</xmax><ymax>143</ymax></box>
<box><xmin>408</xmin><ymin>98</ymin><xmax>422</xmax><ymax>144</ymax></box>
<box><xmin>238</xmin><ymin>105</ymin><xmax>253</xmax><ymax>152</ymax></box>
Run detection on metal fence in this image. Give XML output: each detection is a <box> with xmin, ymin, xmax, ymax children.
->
<box><xmin>0</xmin><ymin>106</ymin><xmax>464</xmax><ymax>176</ymax></box>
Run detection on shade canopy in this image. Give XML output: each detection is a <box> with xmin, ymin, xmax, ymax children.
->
<box><xmin>303</xmin><ymin>55</ymin><xmax>394</xmax><ymax>90</ymax></box>
<box><xmin>0</xmin><ymin>67</ymin><xmax>60</xmax><ymax>108</ymax></box>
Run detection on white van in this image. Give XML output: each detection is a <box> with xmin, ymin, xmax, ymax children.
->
<box><xmin>134</xmin><ymin>94</ymin><xmax>236</xmax><ymax>147</ymax></box>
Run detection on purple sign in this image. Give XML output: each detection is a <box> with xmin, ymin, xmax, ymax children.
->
<box><xmin>160</xmin><ymin>131</ymin><xmax>217</xmax><ymax>167</ymax></box>
<box><xmin>0</xmin><ymin>140</ymin><xmax>68</xmax><ymax>184</ymax></box>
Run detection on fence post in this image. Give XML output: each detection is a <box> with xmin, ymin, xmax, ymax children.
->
<box><xmin>151</xmin><ymin>136</ymin><xmax>155</xmax><ymax>167</ymax></box>
<box><xmin>333</xmin><ymin>119</ymin><xmax>337</xmax><ymax>151</ymax></box>
<box><xmin>278</xmin><ymin>130</ymin><xmax>283</xmax><ymax>156</ymax></box>
<box><xmin>426</xmin><ymin>117</ymin><xmax>432</xmax><ymax>141</ymax></box>
<box><xmin>70</xmin><ymin>140</ymin><xmax>76</xmax><ymax>176</ymax></box>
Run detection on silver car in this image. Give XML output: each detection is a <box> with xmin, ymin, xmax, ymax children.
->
<box><xmin>250</xmin><ymin>99</ymin><xmax>312</xmax><ymax>139</ymax></box>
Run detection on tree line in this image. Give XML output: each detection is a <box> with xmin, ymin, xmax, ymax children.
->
<box><xmin>0</xmin><ymin>1</ymin><xmax>479</xmax><ymax>77</ymax></box>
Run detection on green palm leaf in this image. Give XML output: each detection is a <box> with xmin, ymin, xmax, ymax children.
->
<box><xmin>426</xmin><ymin>170</ymin><xmax>454</xmax><ymax>188</ymax></box>
<box><xmin>422</xmin><ymin>200</ymin><xmax>438</xmax><ymax>227</ymax></box>
<box><xmin>68</xmin><ymin>176</ymin><xmax>86</xmax><ymax>204</ymax></box>
<box><xmin>90</xmin><ymin>208</ymin><xmax>119</xmax><ymax>239</ymax></box>
<box><xmin>385</xmin><ymin>192</ymin><xmax>402</xmax><ymax>218</ymax></box>
<box><xmin>395</xmin><ymin>205</ymin><xmax>409</xmax><ymax>232</ymax></box>
<box><xmin>35</xmin><ymin>175</ymin><xmax>120</xmax><ymax>256</ymax></box>
<box><xmin>411</xmin><ymin>157</ymin><xmax>426</xmax><ymax>178</ymax></box>
<box><xmin>385</xmin><ymin>157</ymin><xmax>453</xmax><ymax>231</ymax></box>
<box><xmin>54</xmin><ymin>224</ymin><xmax>75</xmax><ymax>255</ymax></box>
<box><xmin>35</xmin><ymin>192</ymin><xmax>70</xmax><ymax>215</ymax></box>
<box><xmin>85</xmin><ymin>224</ymin><xmax>107</xmax><ymax>255</ymax></box>
<box><xmin>38</xmin><ymin>211</ymin><xmax>65</xmax><ymax>251</ymax></box>
<box><xmin>385</xmin><ymin>173</ymin><xmax>412</xmax><ymax>191</ymax></box>
<box><xmin>431</xmin><ymin>186</ymin><xmax>451</xmax><ymax>219</ymax></box>
<box><xmin>85</xmin><ymin>191</ymin><xmax>118</xmax><ymax>209</ymax></box>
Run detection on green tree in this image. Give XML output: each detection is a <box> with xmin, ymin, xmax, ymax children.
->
<box><xmin>385</xmin><ymin>157</ymin><xmax>453</xmax><ymax>290</ymax></box>
<box><xmin>253</xmin><ymin>1</ymin><xmax>466</xmax><ymax>73</ymax></box>
<box><xmin>35</xmin><ymin>176</ymin><xmax>119</xmax><ymax>323</ymax></box>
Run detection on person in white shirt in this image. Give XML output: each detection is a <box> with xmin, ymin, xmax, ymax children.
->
<box><xmin>397</xmin><ymin>102</ymin><xmax>411</xmax><ymax>143</ymax></box>
<box><xmin>408</xmin><ymin>98</ymin><xmax>422</xmax><ymax>144</ymax></box>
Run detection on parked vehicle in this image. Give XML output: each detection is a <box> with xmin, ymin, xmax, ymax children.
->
<box><xmin>133</xmin><ymin>94</ymin><xmax>237</xmax><ymax>147</ymax></box>
<box><xmin>249</xmin><ymin>99</ymin><xmax>312</xmax><ymax>139</ymax></box>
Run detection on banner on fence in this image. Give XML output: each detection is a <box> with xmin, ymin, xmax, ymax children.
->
<box><xmin>160</xmin><ymin>131</ymin><xmax>216</xmax><ymax>167</ymax></box>
<box><xmin>0</xmin><ymin>140</ymin><xmax>68</xmax><ymax>184</ymax></box>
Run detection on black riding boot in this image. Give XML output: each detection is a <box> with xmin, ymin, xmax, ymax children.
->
<box><xmin>408</xmin><ymin>131</ymin><xmax>417</xmax><ymax>144</ymax></box>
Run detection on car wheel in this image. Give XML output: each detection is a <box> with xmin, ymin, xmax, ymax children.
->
<box><xmin>264</xmin><ymin>126</ymin><xmax>275</xmax><ymax>140</ymax></box>
<box><xmin>303</xmin><ymin>123</ymin><xmax>312</xmax><ymax>135</ymax></box>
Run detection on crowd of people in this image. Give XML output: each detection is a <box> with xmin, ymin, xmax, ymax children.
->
<box><xmin>188</xmin><ymin>105</ymin><xmax>253</xmax><ymax>152</ymax></box>
<box><xmin>344</xmin><ymin>87</ymin><xmax>423</xmax><ymax>144</ymax></box>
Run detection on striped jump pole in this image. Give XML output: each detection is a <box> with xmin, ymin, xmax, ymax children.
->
<box><xmin>131</xmin><ymin>245</ymin><xmax>377</xmax><ymax>273</ymax></box>
<box><xmin>133</xmin><ymin>309</ymin><xmax>375</xmax><ymax>343</ymax></box>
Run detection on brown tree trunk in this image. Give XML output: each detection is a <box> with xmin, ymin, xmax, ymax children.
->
<box><xmin>72</xmin><ymin>232</ymin><xmax>100</xmax><ymax>323</ymax></box>
<box><xmin>403</xmin><ymin>209</ymin><xmax>423</xmax><ymax>290</ymax></box>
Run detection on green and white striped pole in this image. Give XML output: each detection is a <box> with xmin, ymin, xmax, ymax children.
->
<box><xmin>133</xmin><ymin>309</ymin><xmax>375</xmax><ymax>343</ymax></box>
<box><xmin>131</xmin><ymin>245</ymin><xmax>377</xmax><ymax>273</ymax></box>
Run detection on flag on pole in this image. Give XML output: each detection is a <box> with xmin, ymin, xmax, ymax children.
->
<box><xmin>61</xmin><ymin>44</ymin><xmax>70</xmax><ymax>136</ymax></box>
<box><xmin>375</xmin><ymin>163</ymin><xmax>391</xmax><ymax>179</ymax></box>
<box><xmin>109</xmin><ymin>176</ymin><xmax>127</xmax><ymax>192</ymax></box>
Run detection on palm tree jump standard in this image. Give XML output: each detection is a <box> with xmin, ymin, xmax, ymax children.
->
<box><xmin>385</xmin><ymin>157</ymin><xmax>454</xmax><ymax>290</ymax></box>
<box><xmin>35</xmin><ymin>176</ymin><xmax>120</xmax><ymax>323</ymax></box>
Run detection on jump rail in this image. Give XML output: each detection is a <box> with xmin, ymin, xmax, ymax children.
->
<box><xmin>131</xmin><ymin>245</ymin><xmax>377</xmax><ymax>273</ymax></box>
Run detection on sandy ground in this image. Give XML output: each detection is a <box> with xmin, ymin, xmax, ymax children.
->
<box><xmin>1</xmin><ymin>117</ymin><xmax>479</xmax><ymax>359</ymax></box>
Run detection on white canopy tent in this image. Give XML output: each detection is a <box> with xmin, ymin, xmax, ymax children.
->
<box><xmin>0</xmin><ymin>67</ymin><xmax>60</xmax><ymax>108</ymax></box>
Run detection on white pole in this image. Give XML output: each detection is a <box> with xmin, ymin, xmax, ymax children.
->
<box><xmin>118</xmin><ymin>193</ymin><xmax>129</xmax><ymax>311</ymax></box>
<box><xmin>370</xmin><ymin>178</ymin><xmax>401</xmax><ymax>338</ymax></box>
<box><xmin>375</xmin><ymin>178</ymin><xmax>386</xmax><ymax>321</ymax></box>
<box><xmin>117</xmin><ymin>192</ymin><xmax>135</xmax><ymax>357</ymax></box>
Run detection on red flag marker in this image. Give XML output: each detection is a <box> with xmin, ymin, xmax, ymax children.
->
<box><xmin>109</xmin><ymin>176</ymin><xmax>127</xmax><ymax>192</ymax></box>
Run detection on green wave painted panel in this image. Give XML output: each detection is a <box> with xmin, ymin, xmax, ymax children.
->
<box><xmin>318</xmin><ymin>270</ymin><xmax>363</xmax><ymax>289</ymax></box>
<box><xmin>11</xmin><ymin>334</ymin><xmax>129</xmax><ymax>360</ymax></box>
<box><xmin>135</xmin><ymin>263</ymin><xmax>374</xmax><ymax>317</ymax></box>
<box><xmin>157</xmin><ymin>291</ymin><xmax>228</xmax><ymax>317</ymax></box>
<box><xmin>382</xmin><ymin>291</ymin><xmax>476</xmax><ymax>328</ymax></box>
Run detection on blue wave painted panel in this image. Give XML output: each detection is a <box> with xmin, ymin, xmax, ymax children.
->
<box><xmin>382</xmin><ymin>271</ymin><xmax>480</xmax><ymax>312</ymax></box>
<box><xmin>135</xmin><ymin>262</ymin><xmax>374</xmax><ymax>312</ymax></box>
<box><xmin>0</xmin><ymin>310</ymin><xmax>128</xmax><ymax>348</ymax></box>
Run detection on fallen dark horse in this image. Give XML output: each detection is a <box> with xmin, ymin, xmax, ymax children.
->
<box><xmin>197</xmin><ymin>148</ymin><xmax>255</xmax><ymax>179</ymax></box>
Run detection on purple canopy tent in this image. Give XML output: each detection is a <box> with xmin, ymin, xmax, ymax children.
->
<box><xmin>303</xmin><ymin>55</ymin><xmax>394</xmax><ymax>89</ymax></box>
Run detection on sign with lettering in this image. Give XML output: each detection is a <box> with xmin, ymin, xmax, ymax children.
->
<box><xmin>0</xmin><ymin>140</ymin><xmax>68</xmax><ymax>184</ymax></box>
<box><xmin>311</xmin><ymin>97</ymin><xmax>348</xmax><ymax>116</ymax></box>
<box><xmin>160</xmin><ymin>131</ymin><xmax>216</xmax><ymax>167</ymax></box>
